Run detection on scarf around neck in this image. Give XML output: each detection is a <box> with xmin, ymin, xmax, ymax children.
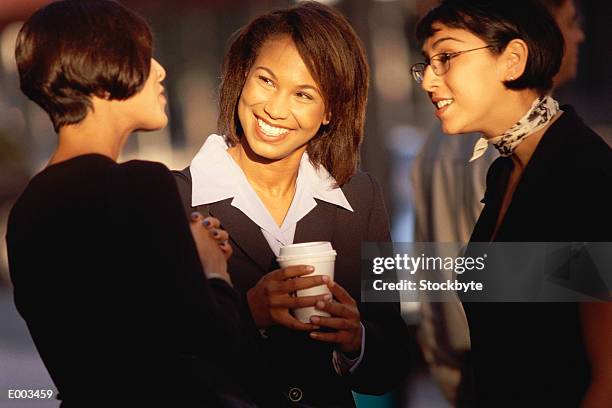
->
<box><xmin>469</xmin><ymin>95</ymin><xmax>560</xmax><ymax>162</ymax></box>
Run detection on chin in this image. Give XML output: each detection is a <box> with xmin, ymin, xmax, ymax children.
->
<box><xmin>440</xmin><ymin>121</ymin><xmax>463</xmax><ymax>135</ymax></box>
<box><xmin>249</xmin><ymin>142</ymin><xmax>290</xmax><ymax>162</ymax></box>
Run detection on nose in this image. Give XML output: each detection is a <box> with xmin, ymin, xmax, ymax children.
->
<box><xmin>421</xmin><ymin>64</ymin><xmax>438</xmax><ymax>93</ymax></box>
<box><xmin>263</xmin><ymin>92</ymin><xmax>289</xmax><ymax>120</ymax></box>
<box><xmin>152</xmin><ymin>58</ymin><xmax>166</xmax><ymax>82</ymax></box>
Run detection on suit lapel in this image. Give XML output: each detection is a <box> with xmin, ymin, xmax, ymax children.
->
<box><xmin>209</xmin><ymin>199</ymin><xmax>276</xmax><ymax>273</ymax></box>
<box><xmin>210</xmin><ymin>198</ymin><xmax>338</xmax><ymax>272</ymax></box>
<box><xmin>294</xmin><ymin>199</ymin><xmax>337</xmax><ymax>244</ymax></box>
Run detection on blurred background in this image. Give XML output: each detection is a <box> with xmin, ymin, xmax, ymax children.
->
<box><xmin>0</xmin><ymin>0</ymin><xmax>610</xmax><ymax>407</ymax></box>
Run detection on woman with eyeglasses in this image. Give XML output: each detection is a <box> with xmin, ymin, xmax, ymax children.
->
<box><xmin>412</xmin><ymin>0</ymin><xmax>612</xmax><ymax>407</ymax></box>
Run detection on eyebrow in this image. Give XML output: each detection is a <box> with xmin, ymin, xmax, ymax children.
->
<box><xmin>422</xmin><ymin>36</ymin><xmax>466</xmax><ymax>58</ymax></box>
<box><xmin>253</xmin><ymin>66</ymin><xmax>277</xmax><ymax>81</ymax></box>
<box><xmin>252</xmin><ymin>66</ymin><xmax>322</xmax><ymax>96</ymax></box>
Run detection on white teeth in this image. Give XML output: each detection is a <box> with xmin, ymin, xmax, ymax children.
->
<box><xmin>257</xmin><ymin>118</ymin><xmax>289</xmax><ymax>137</ymax></box>
<box><xmin>436</xmin><ymin>99</ymin><xmax>454</xmax><ymax>109</ymax></box>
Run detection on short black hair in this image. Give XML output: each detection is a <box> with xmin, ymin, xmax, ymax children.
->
<box><xmin>15</xmin><ymin>0</ymin><xmax>153</xmax><ymax>132</ymax></box>
<box><xmin>416</xmin><ymin>0</ymin><xmax>564</xmax><ymax>93</ymax></box>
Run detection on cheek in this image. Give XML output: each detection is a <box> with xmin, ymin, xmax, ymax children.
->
<box><xmin>297</xmin><ymin>105</ymin><xmax>326</xmax><ymax>130</ymax></box>
<box><xmin>240</xmin><ymin>80</ymin><xmax>268</xmax><ymax>106</ymax></box>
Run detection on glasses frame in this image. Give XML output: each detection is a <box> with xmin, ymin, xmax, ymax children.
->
<box><xmin>411</xmin><ymin>45</ymin><xmax>494</xmax><ymax>84</ymax></box>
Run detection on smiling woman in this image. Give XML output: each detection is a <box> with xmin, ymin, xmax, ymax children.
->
<box><xmin>412</xmin><ymin>1</ymin><xmax>612</xmax><ymax>407</ymax></box>
<box><xmin>174</xmin><ymin>2</ymin><xmax>413</xmax><ymax>407</ymax></box>
<box><xmin>235</xmin><ymin>35</ymin><xmax>329</xmax><ymax>169</ymax></box>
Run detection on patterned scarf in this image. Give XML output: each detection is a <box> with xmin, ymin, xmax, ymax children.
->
<box><xmin>469</xmin><ymin>95</ymin><xmax>559</xmax><ymax>162</ymax></box>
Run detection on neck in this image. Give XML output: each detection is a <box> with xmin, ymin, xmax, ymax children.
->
<box><xmin>49</xmin><ymin>100</ymin><xmax>131</xmax><ymax>166</ymax></box>
<box><xmin>228</xmin><ymin>141</ymin><xmax>304</xmax><ymax>197</ymax></box>
<box><xmin>482</xmin><ymin>89</ymin><xmax>540</xmax><ymax>139</ymax></box>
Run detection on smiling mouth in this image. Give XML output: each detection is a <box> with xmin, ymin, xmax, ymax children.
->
<box><xmin>256</xmin><ymin>117</ymin><xmax>290</xmax><ymax>137</ymax></box>
<box><xmin>434</xmin><ymin>99</ymin><xmax>454</xmax><ymax>109</ymax></box>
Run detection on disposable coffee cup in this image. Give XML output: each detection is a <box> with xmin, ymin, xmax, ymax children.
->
<box><xmin>277</xmin><ymin>242</ymin><xmax>337</xmax><ymax>323</ymax></box>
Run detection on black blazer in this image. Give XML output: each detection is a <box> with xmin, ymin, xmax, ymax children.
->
<box><xmin>175</xmin><ymin>169</ymin><xmax>413</xmax><ymax>407</ymax></box>
<box><xmin>6</xmin><ymin>157</ymin><xmax>250</xmax><ymax>407</ymax></box>
<box><xmin>461</xmin><ymin>106</ymin><xmax>612</xmax><ymax>407</ymax></box>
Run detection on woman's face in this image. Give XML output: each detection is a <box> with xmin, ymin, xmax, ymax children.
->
<box><xmin>237</xmin><ymin>35</ymin><xmax>328</xmax><ymax>162</ymax></box>
<box><xmin>121</xmin><ymin>58</ymin><xmax>168</xmax><ymax>131</ymax></box>
<box><xmin>421</xmin><ymin>24</ymin><xmax>509</xmax><ymax>136</ymax></box>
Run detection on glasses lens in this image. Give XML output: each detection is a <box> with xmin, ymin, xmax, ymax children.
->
<box><xmin>411</xmin><ymin>63</ymin><xmax>425</xmax><ymax>83</ymax></box>
<box><xmin>431</xmin><ymin>57</ymin><xmax>447</xmax><ymax>76</ymax></box>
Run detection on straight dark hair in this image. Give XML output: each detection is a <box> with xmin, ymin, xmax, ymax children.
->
<box><xmin>16</xmin><ymin>0</ymin><xmax>153</xmax><ymax>132</ymax></box>
<box><xmin>218</xmin><ymin>1</ymin><xmax>369</xmax><ymax>186</ymax></box>
<box><xmin>416</xmin><ymin>0</ymin><xmax>564</xmax><ymax>93</ymax></box>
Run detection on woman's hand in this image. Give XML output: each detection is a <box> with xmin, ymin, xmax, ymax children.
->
<box><xmin>309</xmin><ymin>281</ymin><xmax>362</xmax><ymax>355</ymax></box>
<box><xmin>198</xmin><ymin>214</ymin><xmax>233</xmax><ymax>261</ymax></box>
<box><xmin>247</xmin><ymin>266</ymin><xmax>331</xmax><ymax>330</ymax></box>
<box><xmin>189</xmin><ymin>212</ymin><xmax>230</xmax><ymax>283</ymax></box>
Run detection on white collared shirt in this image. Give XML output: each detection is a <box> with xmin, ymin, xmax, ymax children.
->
<box><xmin>190</xmin><ymin>134</ymin><xmax>364</xmax><ymax>375</ymax></box>
<box><xmin>190</xmin><ymin>134</ymin><xmax>353</xmax><ymax>256</ymax></box>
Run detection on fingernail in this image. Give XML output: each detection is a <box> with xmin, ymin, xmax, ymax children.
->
<box><xmin>323</xmin><ymin>294</ymin><xmax>332</xmax><ymax>302</ymax></box>
<box><xmin>316</xmin><ymin>300</ymin><xmax>325</xmax><ymax>309</ymax></box>
<box><xmin>310</xmin><ymin>316</ymin><xmax>320</xmax><ymax>324</ymax></box>
<box><xmin>310</xmin><ymin>332</ymin><xmax>318</xmax><ymax>338</ymax></box>
<box><xmin>221</xmin><ymin>240</ymin><xmax>229</xmax><ymax>245</ymax></box>
<box><xmin>213</xmin><ymin>229</ymin><xmax>220</xmax><ymax>237</ymax></box>
<box><xmin>191</xmin><ymin>212</ymin><xmax>200</xmax><ymax>220</ymax></box>
<box><xmin>202</xmin><ymin>219</ymin><xmax>211</xmax><ymax>227</ymax></box>
<box><xmin>306</xmin><ymin>266</ymin><xmax>315</xmax><ymax>272</ymax></box>
<box><xmin>321</xmin><ymin>276</ymin><xmax>329</xmax><ymax>283</ymax></box>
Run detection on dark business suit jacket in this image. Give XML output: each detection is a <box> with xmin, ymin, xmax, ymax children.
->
<box><xmin>460</xmin><ymin>106</ymin><xmax>612</xmax><ymax>407</ymax></box>
<box><xmin>174</xmin><ymin>169</ymin><xmax>413</xmax><ymax>407</ymax></box>
<box><xmin>6</xmin><ymin>157</ymin><xmax>252</xmax><ymax>407</ymax></box>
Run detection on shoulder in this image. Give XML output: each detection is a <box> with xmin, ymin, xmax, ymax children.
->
<box><xmin>114</xmin><ymin>160</ymin><xmax>175</xmax><ymax>190</ymax></box>
<box><xmin>340</xmin><ymin>171</ymin><xmax>385</xmax><ymax>213</ymax></box>
<box><xmin>340</xmin><ymin>171</ymin><xmax>380</xmax><ymax>197</ymax></box>
<box><xmin>556</xmin><ymin>107</ymin><xmax>612</xmax><ymax>177</ymax></box>
<box><xmin>111</xmin><ymin>160</ymin><xmax>183</xmax><ymax>209</ymax></box>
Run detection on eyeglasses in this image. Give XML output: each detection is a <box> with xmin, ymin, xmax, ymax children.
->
<box><xmin>411</xmin><ymin>45</ymin><xmax>494</xmax><ymax>84</ymax></box>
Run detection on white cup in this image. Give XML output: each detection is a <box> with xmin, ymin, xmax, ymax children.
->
<box><xmin>277</xmin><ymin>242</ymin><xmax>337</xmax><ymax>323</ymax></box>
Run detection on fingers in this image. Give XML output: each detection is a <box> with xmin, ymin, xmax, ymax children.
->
<box><xmin>209</xmin><ymin>228</ymin><xmax>229</xmax><ymax>242</ymax></box>
<box><xmin>272</xmin><ymin>310</ymin><xmax>320</xmax><ymax>331</ymax></box>
<box><xmin>272</xmin><ymin>274</ymin><xmax>329</xmax><ymax>293</ymax></box>
<box><xmin>271</xmin><ymin>265</ymin><xmax>315</xmax><ymax>280</ymax></box>
<box><xmin>309</xmin><ymin>315</ymin><xmax>359</xmax><ymax>331</ymax></box>
<box><xmin>268</xmin><ymin>293</ymin><xmax>331</xmax><ymax>308</ymax></box>
<box><xmin>219</xmin><ymin>240</ymin><xmax>233</xmax><ymax>259</ymax></box>
<box><xmin>309</xmin><ymin>329</ymin><xmax>351</xmax><ymax>344</ymax></box>
<box><xmin>202</xmin><ymin>216</ymin><xmax>221</xmax><ymax>230</ymax></box>
<box><xmin>328</xmin><ymin>280</ymin><xmax>356</xmax><ymax>306</ymax></box>
<box><xmin>314</xmin><ymin>299</ymin><xmax>358</xmax><ymax>319</ymax></box>
<box><xmin>190</xmin><ymin>212</ymin><xmax>222</xmax><ymax>229</ymax></box>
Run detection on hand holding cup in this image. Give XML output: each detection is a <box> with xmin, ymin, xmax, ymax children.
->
<box><xmin>246</xmin><ymin>265</ymin><xmax>332</xmax><ymax>331</ymax></box>
<box><xmin>309</xmin><ymin>280</ymin><xmax>362</xmax><ymax>354</ymax></box>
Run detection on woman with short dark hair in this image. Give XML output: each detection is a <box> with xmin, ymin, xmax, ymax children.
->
<box><xmin>7</xmin><ymin>1</ymin><xmax>260</xmax><ymax>406</ymax></box>
<box><xmin>411</xmin><ymin>0</ymin><xmax>612</xmax><ymax>406</ymax></box>
<box><xmin>174</xmin><ymin>2</ymin><xmax>412</xmax><ymax>406</ymax></box>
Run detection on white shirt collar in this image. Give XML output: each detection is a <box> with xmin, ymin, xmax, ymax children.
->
<box><xmin>190</xmin><ymin>134</ymin><xmax>353</xmax><ymax>229</ymax></box>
